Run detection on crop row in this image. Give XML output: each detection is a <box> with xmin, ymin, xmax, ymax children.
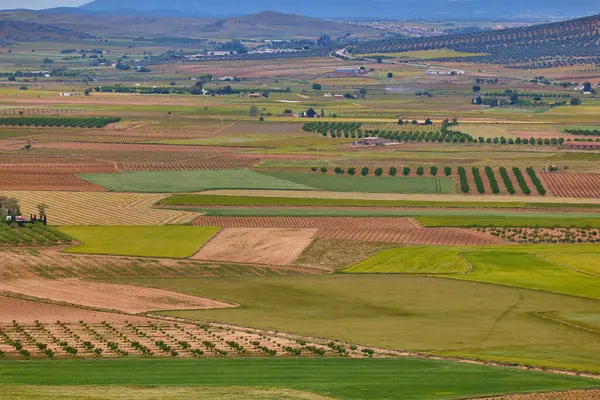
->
<box><xmin>455</xmin><ymin>166</ymin><xmax>545</xmax><ymax>196</ymax></box>
<box><xmin>0</xmin><ymin>320</ymin><xmax>388</xmax><ymax>360</ymax></box>
<box><xmin>0</xmin><ymin>117</ymin><xmax>120</xmax><ymax>128</ymax></box>
<box><xmin>310</xmin><ymin>165</ymin><xmax>450</xmax><ymax>177</ymax></box>
<box><xmin>484</xmin><ymin>227</ymin><xmax>600</xmax><ymax>244</ymax></box>
<box><xmin>458</xmin><ymin>167</ymin><xmax>470</xmax><ymax>193</ymax></box>
<box><xmin>0</xmin><ymin>223</ymin><xmax>71</xmax><ymax>246</ymax></box>
<box><xmin>564</xmin><ymin>129</ymin><xmax>600</xmax><ymax>136</ymax></box>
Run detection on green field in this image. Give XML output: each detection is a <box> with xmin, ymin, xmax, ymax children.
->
<box><xmin>181</xmin><ymin>206</ymin><xmax>600</xmax><ymax>227</ymax></box>
<box><xmin>344</xmin><ymin>245</ymin><xmax>600</xmax><ymax>299</ymax></box>
<box><xmin>260</xmin><ymin>172</ymin><xmax>455</xmax><ymax>194</ymax></box>
<box><xmin>0</xmin><ymin>358</ymin><xmax>596</xmax><ymax>400</ymax></box>
<box><xmin>158</xmin><ymin>194</ymin><xmax>600</xmax><ymax>210</ymax></box>
<box><xmin>59</xmin><ymin>226</ymin><xmax>220</xmax><ymax>258</ymax></box>
<box><xmin>78</xmin><ymin>170</ymin><xmax>313</xmax><ymax>193</ymax></box>
<box><xmin>114</xmin><ymin>274</ymin><xmax>600</xmax><ymax>373</ymax></box>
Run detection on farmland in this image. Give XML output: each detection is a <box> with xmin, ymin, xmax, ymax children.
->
<box><xmin>2</xmin><ymin>13</ymin><xmax>600</xmax><ymax>398</ymax></box>
<box><xmin>59</xmin><ymin>226</ymin><xmax>220</xmax><ymax>258</ymax></box>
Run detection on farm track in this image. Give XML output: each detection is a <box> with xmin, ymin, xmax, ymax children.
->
<box><xmin>193</xmin><ymin>216</ymin><xmax>421</xmax><ymax>229</ymax></box>
<box><xmin>0</xmin><ymin>191</ymin><xmax>200</xmax><ymax>225</ymax></box>
<box><xmin>316</xmin><ymin>227</ymin><xmax>506</xmax><ymax>246</ymax></box>
<box><xmin>540</xmin><ymin>173</ymin><xmax>600</xmax><ymax>198</ymax></box>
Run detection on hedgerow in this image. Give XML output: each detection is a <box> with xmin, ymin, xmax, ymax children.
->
<box><xmin>457</xmin><ymin>167</ymin><xmax>470</xmax><ymax>193</ymax></box>
<box><xmin>472</xmin><ymin>167</ymin><xmax>485</xmax><ymax>194</ymax></box>
<box><xmin>512</xmin><ymin>167</ymin><xmax>531</xmax><ymax>195</ymax></box>
<box><xmin>0</xmin><ymin>117</ymin><xmax>120</xmax><ymax>128</ymax></box>
<box><xmin>499</xmin><ymin>167</ymin><xmax>516</xmax><ymax>195</ymax></box>
<box><xmin>526</xmin><ymin>167</ymin><xmax>546</xmax><ymax>195</ymax></box>
<box><xmin>484</xmin><ymin>166</ymin><xmax>500</xmax><ymax>194</ymax></box>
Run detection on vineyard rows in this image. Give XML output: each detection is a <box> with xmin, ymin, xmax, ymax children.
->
<box><xmin>193</xmin><ymin>216</ymin><xmax>420</xmax><ymax>229</ymax></box>
<box><xmin>456</xmin><ymin>166</ymin><xmax>546</xmax><ymax>196</ymax></box>
<box><xmin>484</xmin><ymin>227</ymin><xmax>600</xmax><ymax>244</ymax></box>
<box><xmin>0</xmin><ymin>117</ymin><xmax>119</xmax><ymax>128</ymax></box>
<box><xmin>0</xmin><ymin>223</ymin><xmax>71</xmax><ymax>246</ymax></box>
<box><xmin>0</xmin><ymin>320</ymin><xmax>385</xmax><ymax>359</ymax></box>
<box><xmin>540</xmin><ymin>173</ymin><xmax>600</xmax><ymax>198</ymax></box>
<box><xmin>316</xmin><ymin>227</ymin><xmax>505</xmax><ymax>246</ymax></box>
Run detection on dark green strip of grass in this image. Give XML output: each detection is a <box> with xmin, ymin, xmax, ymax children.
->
<box><xmin>0</xmin><ymin>358</ymin><xmax>596</xmax><ymax>400</ymax></box>
<box><xmin>159</xmin><ymin>194</ymin><xmax>600</xmax><ymax>210</ymax></box>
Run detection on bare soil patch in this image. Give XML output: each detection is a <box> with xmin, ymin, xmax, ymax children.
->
<box><xmin>0</xmin><ymin>249</ymin><xmax>321</xmax><ymax>280</ymax></box>
<box><xmin>0</xmin><ymin>296</ymin><xmax>148</xmax><ymax>323</ymax></box>
<box><xmin>193</xmin><ymin>228</ymin><xmax>317</xmax><ymax>265</ymax></box>
<box><xmin>0</xmin><ymin>279</ymin><xmax>234</xmax><ymax>313</ymax></box>
<box><xmin>294</xmin><ymin>238</ymin><xmax>386</xmax><ymax>271</ymax></box>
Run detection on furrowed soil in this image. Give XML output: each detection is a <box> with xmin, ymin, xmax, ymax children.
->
<box><xmin>0</xmin><ymin>279</ymin><xmax>234</xmax><ymax>313</ymax></box>
<box><xmin>0</xmin><ymin>191</ymin><xmax>200</xmax><ymax>225</ymax></box>
<box><xmin>540</xmin><ymin>173</ymin><xmax>600</xmax><ymax>198</ymax></box>
<box><xmin>193</xmin><ymin>228</ymin><xmax>317</xmax><ymax>265</ymax></box>
<box><xmin>192</xmin><ymin>216</ymin><xmax>420</xmax><ymax>228</ymax></box>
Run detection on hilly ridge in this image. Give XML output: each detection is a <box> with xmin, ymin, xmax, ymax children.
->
<box><xmin>78</xmin><ymin>0</ymin><xmax>599</xmax><ymax>20</ymax></box>
<box><xmin>352</xmin><ymin>14</ymin><xmax>600</xmax><ymax>66</ymax></box>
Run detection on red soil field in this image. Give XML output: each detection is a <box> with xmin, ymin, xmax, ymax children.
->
<box><xmin>315</xmin><ymin>227</ymin><xmax>506</xmax><ymax>246</ymax></box>
<box><xmin>193</xmin><ymin>216</ymin><xmax>421</xmax><ymax>229</ymax></box>
<box><xmin>0</xmin><ymin>163</ymin><xmax>113</xmax><ymax>191</ymax></box>
<box><xmin>540</xmin><ymin>172</ymin><xmax>600</xmax><ymax>198</ymax></box>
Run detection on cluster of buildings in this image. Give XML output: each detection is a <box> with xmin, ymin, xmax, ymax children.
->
<box><xmin>426</xmin><ymin>69</ymin><xmax>465</xmax><ymax>76</ymax></box>
<box><xmin>334</xmin><ymin>68</ymin><xmax>368</xmax><ymax>76</ymax></box>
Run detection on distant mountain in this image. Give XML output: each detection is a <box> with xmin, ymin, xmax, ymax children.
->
<box><xmin>79</xmin><ymin>0</ymin><xmax>599</xmax><ymax>20</ymax></box>
<box><xmin>0</xmin><ymin>19</ymin><xmax>91</xmax><ymax>42</ymax></box>
<box><xmin>0</xmin><ymin>11</ymin><xmax>379</xmax><ymax>39</ymax></box>
<box><xmin>353</xmin><ymin>14</ymin><xmax>600</xmax><ymax>66</ymax></box>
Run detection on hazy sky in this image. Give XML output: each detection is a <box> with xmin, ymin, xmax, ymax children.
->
<box><xmin>2</xmin><ymin>0</ymin><xmax>88</xmax><ymax>9</ymax></box>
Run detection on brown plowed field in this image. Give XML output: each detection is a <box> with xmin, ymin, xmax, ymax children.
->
<box><xmin>485</xmin><ymin>389</ymin><xmax>600</xmax><ymax>400</ymax></box>
<box><xmin>193</xmin><ymin>216</ymin><xmax>421</xmax><ymax>229</ymax></box>
<box><xmin>0</xmin><ymin>296</ymin><xmax>149</xmax><ymax>324</ymax></box>
<box><xmin>540</xmin><ymin>172</ymin><xmax>600</xmax><ymax>198</ymax></box>
<box><xmin>0</xmin><ymin>278</ymin><xmax>234</xmax><ymax>313</ymax></box>
<box><xmin>193</xmin><ymin>228</ymin><xmax>317</xmax><ymax>265</ymax></box>
<box><xmin>116</xmin><ymin>158</ymin><xmax>259</xmax><ymax>171</ymax></box>
<box><xmin>315</xmin><ymin>228</ymin><xmax>506</xmax><ymax>246</ymax></box>
<box><xmin>28</xmin><ymin>141</ymin><xmax>244</xmax><ymax>154</ymax></box>
<box><xmin>0</xmin><ymin>163</ymin><xmax>115</xmax><ymax>191</ymax></box>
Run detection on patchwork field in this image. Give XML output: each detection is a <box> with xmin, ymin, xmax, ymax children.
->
<box><xmin>4</xmin><ymin>28</ymin><xmax>600</xmax><ymax>398</ymax></box>
<box><xmin>60</xmin><ymin>226</ymin><xmax>220</xmax><ymax>258</ymax></box>
<box><xmin>0</xmin><ymin>191</ymin><xmax>200</xmax><ymax>225</ymax></box>
<box><xmin>193</xmin><ymin>228</ymin><xmax>317</xmax><ymax>265</ymax></box>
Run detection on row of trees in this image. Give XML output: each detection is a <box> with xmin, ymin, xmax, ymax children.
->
<box><xmin>310</xmin><ymin>165</ymin><xmax>451</xmax><ymax>177</ymax></box>
<box><xmin>0</xmin><ymin>117</ymin><xmax>118</xmax><ymax>128</ymax></box>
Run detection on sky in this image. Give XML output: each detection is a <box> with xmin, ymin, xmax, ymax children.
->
<box><xmin>2</xmin><ymin>0</ymin><xmax>88</xmax><ymax>9</ymax></box>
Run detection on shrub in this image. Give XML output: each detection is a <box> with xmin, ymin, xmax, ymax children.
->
<box><xmin>444</xmin><ymin>166</ymin><xmax>452</xmax><ymax>176</ymax></box>
<box><xmin>374</xmin><ymin>167</ymin><xmax>383</xmax><ymax>176</ymax></box>
<box><xmin>320</xmin><ymin>167</ymin><xmax>328</xmax><ymax>174</ymax></box>
<box><xmin>334</xmin><ymin>167</ymin><xmax>345</xmax><ymax>175</ymax></box>
<box><xmin>347</xmin><ymin>167</ymin><xmax>356</xmax><ymax>176</ymax></box>
<box><xmin>416</xmin><ymin>166</ymin><xmax>424</xmax><ymax>176</ymax></box>
<box><xmin>402</xmin><ymin>167</ymin><xmax>410</xmax><ymax>177</ymax></box>
<box><xmin>430</xmin><ymin>166</ymin><xmax>438</xmax><ymax>176</ymax></box>
<box><xmin>361</xmin><ymin>167</ymin><xmax>369</xmax><ymax>176</ymax></box>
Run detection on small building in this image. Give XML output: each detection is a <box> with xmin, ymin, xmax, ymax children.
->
<box><xmin>248</xmin><ymin>93</ymin><xmax>261</xmax><ymax>98</ymax></box>
<box><xmin>334</xmin><ymin>67</ymin><xmax>366</xmax><ymax>76</ymax></box>
<box><xmin>362</xmin><ymin>136</ymin><xmax>389</xmax><ymax>145</ymax></box>
<box><xmin>333</xmin><ymin>94</ymin><xmax>344</xmax><ymax>100</ymax></box>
